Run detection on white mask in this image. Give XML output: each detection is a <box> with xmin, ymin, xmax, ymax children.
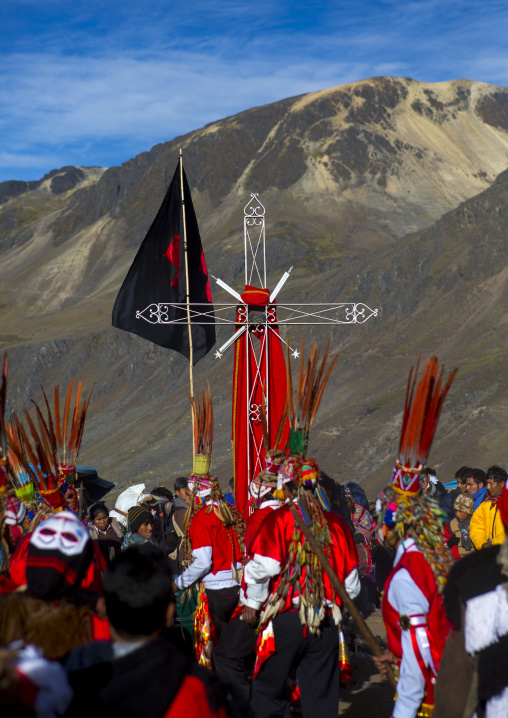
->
<box><xmin>31</xmin><ymin>514</ymin><xmax>89</xmax><ymax>557</ymax></box>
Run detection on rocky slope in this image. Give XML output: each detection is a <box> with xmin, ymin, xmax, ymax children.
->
<box><xmin>2</xmin><ymin>76</ymin><xmax>508</xmax><ymax>499</ymax></box>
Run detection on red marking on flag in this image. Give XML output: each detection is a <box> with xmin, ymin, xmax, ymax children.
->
<box><xmin>164</xmin><ymin>234</ymin><xmax>180</xmax><ymax>287</ymax></box>
<box><xmin>199</xmin><ymin>250</ymin><xmax>212</xmax><ymax>302</ymax></box>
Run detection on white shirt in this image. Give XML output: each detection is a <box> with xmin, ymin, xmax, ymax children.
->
<box><xmin>388</xmin><ymin>538</ymin><xmax>436</xmax><ymax>718</ymax></box>
<box><xmin>174</xmin><ymin>501</ymin><xmax>241</xmax><ymax>591</ymax></box>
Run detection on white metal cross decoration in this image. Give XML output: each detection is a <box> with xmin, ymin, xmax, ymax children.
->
<box><xmin>136</xmin><ymin>193</ymin><xmax>378</xmax><ymax>508</ymax></box>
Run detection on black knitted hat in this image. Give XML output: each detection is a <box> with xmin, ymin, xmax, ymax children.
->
<box><xmin>128</xmin><ymin>505</ymin><xmax>153</xmax><ymax>533</ymax></box>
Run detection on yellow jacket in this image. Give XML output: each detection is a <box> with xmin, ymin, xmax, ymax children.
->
<box><xmin>470</xmin><ymin>499</ymin><xmax>506</xmax><ymax>549</ymax></box>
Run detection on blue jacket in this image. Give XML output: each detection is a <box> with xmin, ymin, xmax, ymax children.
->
<box><xmin>121</xmin><ymin>532</ymin><xmax>158</xmax><ymax>551</ymax></box>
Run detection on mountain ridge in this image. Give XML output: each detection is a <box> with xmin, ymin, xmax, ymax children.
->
<box><xmin>2</xmin><ymin>75</ymin><xmax>508</xmax><ymax>498</ymax></box>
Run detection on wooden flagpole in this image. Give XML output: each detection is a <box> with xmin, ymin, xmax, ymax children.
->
<box><xmin>179</xmin><ymin>149</ymin><xmax>195</xmax><ymax>443</ymax></box>
<box><xmin>288</xmin><ymin>501</ymin><xmax>397</xmax><ymax>690</ymax></box>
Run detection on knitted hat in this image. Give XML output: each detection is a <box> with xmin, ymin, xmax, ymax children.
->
<box><xmin>264</xmin><ymin>449</ymin><xmax>285</xmax><ymax>476</ymax></box>
<box><xmin>128</xmin><ymin>505</ymin><xmax>153</xmax><ymax>533</ymax></box>
<box><xmin>188</xmin><ymin>475</ymin><xmax>213</xmax><ymax>498</ymax></box>
<box><xmin>4</xmin><ymin>495</ymin><xmax>27</xmax><ymax>526</ymax></box>
<box><xmin>248</xmin><ymin>470</ymin><xmax>278</xmax><ymax>502</ymax></box>
<box><xmin>453</xmin><ymin>493</ymin><xmax>474</xmax><ymax>516</ymax></box>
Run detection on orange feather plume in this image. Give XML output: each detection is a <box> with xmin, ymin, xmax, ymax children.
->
<box><xmin>6</xmin><ymin>378</ymin><xmax>93</xmax><ymax>492</ymax></box>
<box><xmin>398</xmin><ymin>355</ymin><xmax>457</xmax><ymax>468</ymax></box>
<box><xmin>188</xmin><ymin>385</ymin><xmax>213</xmax><ymax>457</ymax></box>
<box><xmin>286</xmin><ymin>340</ymin><xmax>338</xmax><ymax>435</ymax></box>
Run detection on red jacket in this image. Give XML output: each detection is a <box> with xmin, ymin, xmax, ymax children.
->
<box><xmin>249</xmin><ymin>504</ymin><xmax>358</xmax><ymax>611</ymax></box>
<box><xmin>245</xmin><ymin>501</ymin><xmax>280</xmax><ymax>556</ymax></box>
<box><xmin>189</xmin><ymin>506</ymin><xmax>242</xmax><ymax>572</ymax></box>
<box><xmin>383</xmin><ymin>548</ymin><xmax>449</xmax><ymax>664</ymax></box>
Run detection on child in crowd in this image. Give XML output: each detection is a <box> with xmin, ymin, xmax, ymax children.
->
<box><xmin>444</xmin><ymin>493</ymin><xmax>475</xmax><ymax>559</ymax></box>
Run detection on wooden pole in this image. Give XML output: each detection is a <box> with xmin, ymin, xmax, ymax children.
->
<box><xmin>288</xmin><ymin>501</ymin><xmax>397</xmax><ymax>690</ymax></box>
<box><xmin>179</xmin><ymin>150</ymin><xmax>195</xmax><ymax>446</ymax></box>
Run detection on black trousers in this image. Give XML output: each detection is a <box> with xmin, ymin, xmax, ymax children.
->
<box><xmin>252</xmin><ymin>611</ymin><xmax>340</xmax><ymax>718</ymax></box>
<box><xmin>205</xmin><ymin>585</ymin><xmax>240</xmax><ymax>640</ymax></box>
<box><xmin>213</xmin><ymin>614</ymin><xmax>257</xmax><ymax>702</ymax></box>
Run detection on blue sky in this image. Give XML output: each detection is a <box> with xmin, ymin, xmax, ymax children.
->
<box><xmin>1</xmin><ymin>0</ymin><xmax>508</xmax><ymax>182</ymax></box>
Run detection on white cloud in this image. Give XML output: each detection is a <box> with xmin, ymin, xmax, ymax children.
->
<box><xmin>1</xmin><ymin>0</ymin><xmax>508</xmax><ymax>181</ymax></box>
<box><xmin>0</xmin><ymin>50</ymin><xmax>366</xmax><ymax>149</ymax></box>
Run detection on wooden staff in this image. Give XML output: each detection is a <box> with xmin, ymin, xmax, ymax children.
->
<box><xmin>288</xmin><ymin>501</ymin><xmax>397</xmax><ymax>690</ymax></box>
<box><xmin>179</xmin><ymin>149</ymin><xmax>195</xmax><ymax>445</ymax></box>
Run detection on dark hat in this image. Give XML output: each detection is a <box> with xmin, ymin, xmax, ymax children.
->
<box><xmin>128</xmin><ymin>505</ymin><xmax>153</xmax><ymax>533</ymax></box>
<box><xmin>151</xmin><ymin>486</ymin><xmax>173</xmax><ymax>501</ymax></box>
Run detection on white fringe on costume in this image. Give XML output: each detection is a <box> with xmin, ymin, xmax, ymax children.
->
<box><xmin>465</xmin><ymin>584</ymin><xmax>508</xmax><ymax>655</ymax></box>
<box><xmin>485</xmin><ymin>686</ymin><xmax>508</xmax><ymax>718</ymax></box>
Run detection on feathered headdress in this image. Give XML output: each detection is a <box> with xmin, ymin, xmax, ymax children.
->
<box><xmin>7</xmin><ymin>379</ymin><xmax>92</xmax><ymax>510</ymax></box>
<box><xmin>260</xmin><ymin>342</ymin><xmax>340</xmax><ymax>633</ymax></box>
<box><xmin>378</xmin><ymin>356</ymin><xmax>457</xmax><ymax>589</ymax></box>
<box><xmin>392</xmin><ymin>355</ymin><xmax>457</xmax><ymax>496</ymax></box>
<box><xmin>259</xmin><ymin>399</ymin><xmax>286</xmax><ymax>475</ymax></box>
<box><xmin>275</xmin><ymin>341</ymin><xmax>338</xmax><ymax>505</ymax></box>
<box><xmin>183</xmin><ymin>387</ymin><xmax>245</xmax><ymax>572</ymax></box>
<box><xmin>188</xmin><ymin>386</ymin><xmax>213</xmax><ymax>479</ymax></box>
<box><xmin>248</xmin><ymin>401</ymin><xmax>287</xmax><ymax>507</ymax></box>
<box><xmin>285</xmin><ymin>340</ymin><xmax>338</xmax><ymax>458</ymax></box>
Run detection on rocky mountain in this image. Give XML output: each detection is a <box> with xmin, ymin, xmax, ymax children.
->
<box><xmin>2</xmin><ymin>76</ymin><xmax>508</xmax><ymax>500</ymax></box>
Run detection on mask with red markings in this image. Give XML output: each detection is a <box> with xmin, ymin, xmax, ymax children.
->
<box><xmin>26</xmin><ymin>512</ymin><xmax>93</xmax><ymax>599</ymax></box>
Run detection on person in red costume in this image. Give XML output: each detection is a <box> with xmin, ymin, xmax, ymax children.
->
<box><xmin>243</xmin><ymin>455</ymin><xmax>360</xmax><ymax>718</ymax></box>
<box><xmin>374</xmin><ymin>490</ymin><xmax>452</xmax><ymax>718</ymax></box>
<box><xmin>213</xmin><ymin>453</ymin><xmax>284</xmax><ymax>701</ymax></box>
<box><xmin>0</xmin><ymin>510</ymin><xmax>110</xmax><ymax>657</ymax></box>
<box><xmin>241</xmin><ymin>342</ymin><xmax>357</xmax><ymax>718</ymax></box>
<box><xmin>372</xmin><ymin>356</ymin><xmax>456</xmax><ymax>718</ymax></box>
<box><xmin>172</xmin><ymin>475</ymin><xmax>245</xmax><ymax>666</ymax></box>
<box><xmin>7</xmin><ymin>512</ymin><xmax>106</xmax><ymax>595</ymax></box>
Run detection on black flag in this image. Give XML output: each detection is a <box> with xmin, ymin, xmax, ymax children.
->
<box><xmin>112</xmin><ymin>162</ymin><xmax>216</xmax><ymax>364</ymax></box>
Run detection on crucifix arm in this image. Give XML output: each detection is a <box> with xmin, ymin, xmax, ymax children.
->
<box><xmin>269</xmin><ymin>266</ymin><xmax>293</xmax><ymax>303</ymax></box>
<box><xmin>215</xmin><ymin>325</ymin><xmax>248</xmax><ymax>358</ymax></box>
<box><xmin>210</xmin><ymin>275</ymin><xmax>244</xmax><ymax>302</ymax></box>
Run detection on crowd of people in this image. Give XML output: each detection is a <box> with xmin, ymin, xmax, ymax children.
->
<box><xmin>1</xmin><ymin>353</ymin><xmax>508</xmax><ymax>718</ymax></box>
